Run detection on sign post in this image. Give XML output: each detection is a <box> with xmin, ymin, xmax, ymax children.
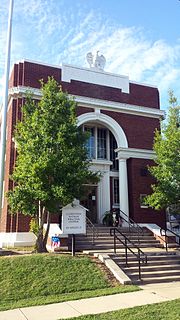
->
<box><xmin>61</xmin><ymin>200</ymin><xmax>87</xmax><ymax>256</ymax></box>
<box><xmin>72</xmin><ymin>234</ymin><xmax>75</xmax><ymax>257</ymax></box>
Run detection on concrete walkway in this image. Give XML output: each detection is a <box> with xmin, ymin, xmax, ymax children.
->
<box><xmin>0</xmin><ymin>281</ymin><xmax>180</xmax><ymax>320</ymax></box>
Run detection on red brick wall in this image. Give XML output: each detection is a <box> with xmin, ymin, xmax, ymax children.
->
<box><xmin>64</xmin><ymin>81</ymin><xmax>159</xmax><ymax>109</ymax></box>
<box><xmin>9</xmin><ymin>61</ymin><xmax>160</xmax><ymax>109</ymax></box>
<box><xmin>23</xmin><ymin>61</ymin><xmax>61</xmax><ymax>88</ymax></box>
<box><xmin>76</xmin><ymin>106</ymin><xmax>94</xmax><ymax>116</ymax></box>
<box><xmin>0</xmin><ymin>99</ymin><xmax>14</xmax><ymax>232</ymax></box>
<box><xmin>102</xmin><ymin>110</ymin><xmax>160</xmax><ymax>150</ymax></box>
<box><xmin>127</xmin><ymin>158</ymin><xmax>166</xmax><ymax>228</ymax></box>
<box><xmin>129</xmin><ymin>83</ymin><xmax>160</xmax><ymax>109</ymax></box>
<box><xmin>0</xmin><ymin>97</ymin><xmax>31</xmax><ymax>232</ymax></box>
<box><xmin>9</xmin><ymin>64</ymin><xmax>18</xmax><ymax>87</ymax></box>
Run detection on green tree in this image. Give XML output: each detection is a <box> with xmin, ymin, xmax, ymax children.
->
<box><xmin>146</xmin><ymin>91</ymin><xmax>180</xmax><ymax>210</ymax></box>
<box><xmin>7</xmin><ymin>78</ymin><xmax>98</xmax><ymax>252</ymax></box>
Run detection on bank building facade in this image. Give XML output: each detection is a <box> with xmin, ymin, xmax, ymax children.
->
<box><xmin>0</xmin><ymin>53</ymin><xmax>166</xmax><ymax>245</ymax></box>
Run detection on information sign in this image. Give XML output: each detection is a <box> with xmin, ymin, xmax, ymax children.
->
<box><xmin>62</xmin><ymin>212</ymin><xmax>86</xmax><ymax>234</ymax></box>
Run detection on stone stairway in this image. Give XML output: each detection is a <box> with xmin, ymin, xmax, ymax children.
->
<box><xmin>110</xmin><ymin>251</ymin><xmax>180</xmax><ymax>284</ymax></box>
<box><xmin>75</xmin><ymin>226</ymin><xmax>163</xmax><ymax>251</ymax></box>
<box><xmin>76</xmin><ymin>225</ymin><xmax>180</xmax><ymax>284</ymax></box>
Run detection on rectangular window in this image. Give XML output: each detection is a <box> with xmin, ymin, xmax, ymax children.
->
<box><xmin>85</xmin><ymin>127</ymin><xmax>95</xmax><ymax>159</ymax></box>
<box><xmin>113</xmin><ymin>178</ymin><xmax>119</xmax><ymax>205</ymax></box>
<box><xmin>97</xmin><ymin>128</ymin><xmax>107</xmax><ymax>159</ymax></box>
<box><xmin>140</xmin><ymin>194</ymin><xmax>148</xmax><ymax>208</ymax></box>
<box><xmin>110</xmin><ymin>132</ymin><xmax>118</xmax><ymax>170</ymax></box>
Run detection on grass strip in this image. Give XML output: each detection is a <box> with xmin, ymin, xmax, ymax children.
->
<box><xmin>64</xmin><ymin>299</ymin><xmax>180</xmax><ymax>320</ymax></box>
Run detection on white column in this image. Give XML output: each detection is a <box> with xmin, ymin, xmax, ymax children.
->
<box><xmin>98</xmin><ymin>170</ymin><xmax>110</xmax><ymax>222</ymax></box>
<box><xmin>119</xmin><ymin>158</ymin><xmax>129</xmax><ymax>220</ymax></box>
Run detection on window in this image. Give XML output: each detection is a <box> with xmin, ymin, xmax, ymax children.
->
<box><xmin>97</xmin><ymin>128</ymin><xmax>107</xmax><ymax>159</ymax></box>
<box><xmin>113</xmin><ymin>178</ymin><xmax>119</xmax><ymax>205</ymax></box>
<box><xmin>85</xmin><ymin>127</ymin><xmax>95</xmax><ymax>159</ymax></box>
<box><xmin>140</xmin><ymin>194</ymin><xmax>148</xmax><ymax>208</ymax></box>
<box><xmin>110</xmin><ymin>132</ymin><xmax>118</xmax><ymax>170</ymax></box>
<box><xmin>84</xmin><ymin>125</ymin><xmax>118</xmax><ymax>168</ymax></box>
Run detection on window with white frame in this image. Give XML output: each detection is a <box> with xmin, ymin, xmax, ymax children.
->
<box><xmin>97</xmin><ymin>128</ymin><xmax>107</xmax><ymax>159</ymax></box>
<box><xmin>84</xmin><ymin>125</ymin><xmax>118</xmax><ymax>170</ymax></box>
<box><xmin>110</xmin><ymin>131</ymin><xmax>118</xmax><ymax>170</ymax></box>
<box><xmin>84</xmin><ymin>127</ymin><xmax>95</xmax><ymax>159</ymax></box>
<box><xmin>113</xmin><ymin>178</ymin><xmax>119</xmax><ymax>205</ymax></box>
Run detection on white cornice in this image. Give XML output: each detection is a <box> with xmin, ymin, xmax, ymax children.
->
<box><xmin>91</xmin><ymin>159</ymin><xmax>113</xmax><ymax>166</ymax></box>
<box><xmin>116</xmin><ymin>147</ymin><xmax>155</xmax><ymax>160</ymax></box>
<box><xmin>130</xmin><ymin>80</ymin><xmax>158</xmax><ymax>89</ymax></box>
<box><xmin>17</xmin><ymin>59</ymin><xmax>61</xmax><ymax>69</ymax></box>
<box><xmin>8</xmin><ymin>86</ymin><xmax>165</xmax><ymax>119</ymax></box>
<box><xmin>62</xmin><ymin>64</ymin><xmax>130</xmax><ymax>93</ymax></box>
<box><xmin>62</xmin><ymin>63</ymin><xmax>129</xmax><ymax>80</ymax></box>
<box><xmin>89</xmin><ymin>159</ymin><xmax>113</xmax><ymax>172</ymax></box>
<box><xmin>73</xmin><ymin>95</ymin><xmax>165</xmax><ymax>119</ymax></box>
<box><xmin>8</xmin><ymin>86</ymin><xmax>42</xmax><ymax>99</ymax></box>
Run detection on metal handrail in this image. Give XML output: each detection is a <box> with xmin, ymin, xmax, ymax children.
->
<box><xmin>110</xmin><ymin>227</ymin><xmax>147</xmax><ymax>280</ymax></box>
<box><xmin>118</xmin><ymin>208</ymin><xmax>144</xmax><ymax>245</ymax></box>
<box><xmin>119</xmin><ymin>208</ymin><xmax>144</xmax><ymax>232</ymax></box>
<box><xmin>160</xmin><ymin>227</ymin><xmax>180</xmax><ymax>251</ymax></box>
<box><xmin>86</xmin><ymin>216</ymin><xmax>98</xmax><ymax>245</ymax></box>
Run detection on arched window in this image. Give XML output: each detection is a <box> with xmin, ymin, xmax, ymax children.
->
<box><xmin>84</xmin><ymin>125</ymin><xmax>118</xmax><ymax>170</ymax></box>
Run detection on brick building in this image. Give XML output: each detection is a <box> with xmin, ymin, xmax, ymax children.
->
<box><xmin>0</xmin><ymin>59</ymin><xmax>166</xmax><ymax>241</ymax></box>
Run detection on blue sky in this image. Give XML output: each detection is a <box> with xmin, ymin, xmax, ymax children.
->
<box><xmin>1</xmin><ymin>0</ymin><xmax>180</xmax><ymax>110</ymax></box>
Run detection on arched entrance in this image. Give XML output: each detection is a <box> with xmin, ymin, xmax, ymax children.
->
<box><xmin>78</xmin><ymin>111</ymin><xmax>129</xmax><ymax>222</ymax></box>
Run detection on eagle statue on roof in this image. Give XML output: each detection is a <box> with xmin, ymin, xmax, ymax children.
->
<box><xmin>86</xmin><ymin>51</ymin><xmax>106</xmax><ymax>71</ymax></box>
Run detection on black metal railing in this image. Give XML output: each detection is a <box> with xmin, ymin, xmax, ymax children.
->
<box><xmin>160</xmin><ymin>227</ymin><xmax>180</xmax><ymax>251</ymax></box>
<box><xmin>117</xmin><ymin>208</ymin><xmax>145</xmax><ymax>245</ymax></box>
<box><xmin>110</xmin><ymin>227</ymin><xmax>147</xmax><ymax>280</ymax></box>
<box><xmin>86</xmin><ymin>216</ymin><xmax>98</xmax><ymax>245</ymax></box>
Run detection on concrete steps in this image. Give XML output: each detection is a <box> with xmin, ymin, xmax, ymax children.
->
<box><xmin>110</xmin><ymin>252</ymin><xmax>180</xmax><ymax>284</ymax></box>
<box><xmin>76</xmin><ymin>242</ymin><xmax>162</xmax><ymax>250</ymax></box>
<box><xmin>76</xmin><ymin>226</ymin><xmax>162</xmax><ymax>251</ymax></box>
<box><xmin>79</xmin><ymin>225</ymin><xmax>180</xmax><ymax>285</ymax></box>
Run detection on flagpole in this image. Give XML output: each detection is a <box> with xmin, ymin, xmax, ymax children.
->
<box><xmin>0</xmin><ymin>0</ymin><xmax>14</xmax><ymax>211</ymax></box>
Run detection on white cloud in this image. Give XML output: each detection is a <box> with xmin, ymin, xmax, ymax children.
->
<box><xmin>1</xmin><ymin>0</ymin><xmax>180</xmax><ymax>108</ymax></box>
<box><xmin>70</xmin><ymin>32</ymin><xmax>84</xmax><ymax>45</ymax></box>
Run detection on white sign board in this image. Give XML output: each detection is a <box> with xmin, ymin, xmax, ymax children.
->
<box><xmin>62</xmin><ymin>212</ymin><xmax>86</xmax><ymax>234</ymax></box>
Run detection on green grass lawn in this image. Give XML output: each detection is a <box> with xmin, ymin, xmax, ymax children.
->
<box><xmin>0</xmin><ymin>253</ymin><xmax>138</xmax><ymax>311</ymax></box>
<box><xmin>65</xmin><ymin>299</ymin><xmax>180</xmax><ymax>320</ymax></box>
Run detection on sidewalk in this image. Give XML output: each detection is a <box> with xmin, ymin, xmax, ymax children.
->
<box><xmin>0</xmin><ymin>281</ymin><xmax>180</xmax><ymax>320</ymax></box>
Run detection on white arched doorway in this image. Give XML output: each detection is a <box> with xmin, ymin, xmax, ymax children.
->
<box><xmin>78</xmin><ymin>111</ymin><xmax>129</xmax><ymax>222</ymax></box>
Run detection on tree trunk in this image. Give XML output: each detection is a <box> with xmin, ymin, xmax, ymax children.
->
<box><xmin>35</xmin><ymin>226</ymin><xmax>46</xmax><ymax>253</ymax></box>
<box><xmin>43</xmin><ymin>211</ymin><xmax>50</xmax><ymax>248</ymax></box>
<box><xmin>35</xmin><ymin>204</ymin><xmax>50</xmax><ymax>253</ymax></box>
